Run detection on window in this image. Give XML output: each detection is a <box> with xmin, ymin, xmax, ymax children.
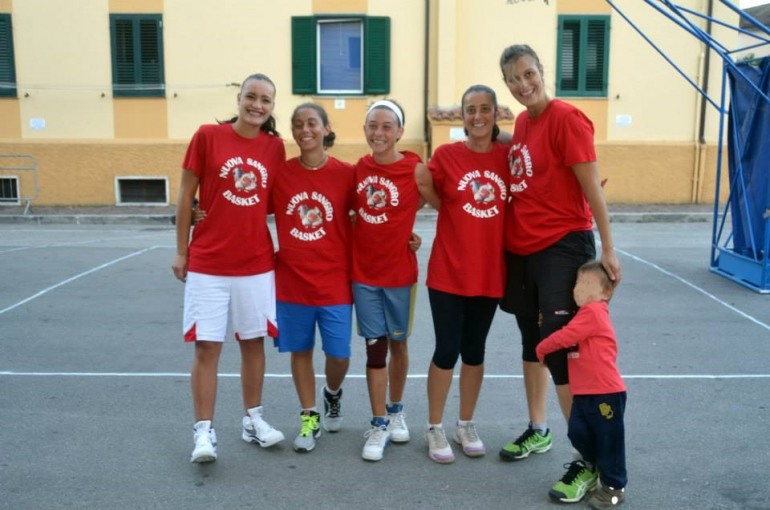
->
<box><xmin>109</xmin><ymin>14</ymin><xmax>164</xmax><ymax>97</ymax></box>
<box><xmin>292</xmin><ymin>16</ymin><xmax>390</xmax><ymax>95</ymax></box>
<box><xmin>556</xmin><ymin>15</ymin><xmax>610</xmax><ymax>97</ymax></box>
<box><xmin>0</xmin><ymin>176</ymin><xmax>19</xmax><ymax>205</ymax></box>
<box><xmin>0</xmin><ymin>14</ymin><xmax>16</xmax><ymax>98</ymax></box>
<box><xmin>115</xmin><ymin>177</ymin><xmax>168</xmax><ymax>205</ymax></box>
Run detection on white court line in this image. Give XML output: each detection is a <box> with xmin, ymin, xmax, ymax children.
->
<box><xmin>0</xmin><ymin>234</ymin><xmax>172</xmax><ymax>254</ymax></box>
<box><xmin>0</xmin><ymin>247</ymin><xmax>157</xmax><ymax>315</ymax></box>
<box><xmin>1</xmin><ymin>371</ymin><xmax>769</xmax><ymax>380</ymax></box>
<box><xmin>616</xmin><ymin>248</ymin><xmax>770</xmax><ymax>332</ymax></box>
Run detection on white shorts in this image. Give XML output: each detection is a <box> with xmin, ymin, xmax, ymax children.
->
<box><xmin>183</xmin><ymin>271</ymin><xmax>277</xmax><ymax>342</ymax></box>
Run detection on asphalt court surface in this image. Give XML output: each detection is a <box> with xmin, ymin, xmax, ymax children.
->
<box><xmin>1</xmin><ymin>219</ymin><xmax>769</xmax><ymax>510</ymax></box>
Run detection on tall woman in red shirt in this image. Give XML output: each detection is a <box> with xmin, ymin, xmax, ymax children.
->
<box><xmin>172</xmin><ymin>73</ymin><xmax>286</xmax><ymax>463</ymax></box>
<box><xmin>497</xmin><ymin>45</ymin><xmax>622</xmax><ymax>464</ymax></box>
<box><xmin>416</xmin><ymin>85</ymin><xmax>509</xmax><ymax>464</ymax></box>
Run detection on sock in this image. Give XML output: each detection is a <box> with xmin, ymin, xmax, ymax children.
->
<box><xmin>247</xmin><ymin>405</ymin><xmax>263</xmax><ymax>417</ymax></box>
<box><xmin>301</xmin><ymin>407</ymin><xmax>318</xmax><ymax>414</ymax></box>
<box><xmin>457</xmin><ymin>419</ymin><xmax>470</xmax><ymax>426</ymax></box>
<box><xmin>325</xmin><ymin>385</ymin><xmax>341</xmax><ymax>395</ymax></box>
<box><xmin>531</xmin><ymin>421</ymin><xmax>548</xmax><ymax>434</ymax></box>
<box><xmin>428</xmin><ymin>423</ymin><xmax>442</xmax><ymax>430</ymax></box>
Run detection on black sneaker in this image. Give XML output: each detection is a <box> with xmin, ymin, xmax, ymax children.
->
<box><xmin>587</xmin><ymin>485</ymin><xmax>625</xmax><ymax>508</ymax></box>
<box><xmin>322</xmin><ymin>386</ymin><xmax>343</xmax><ymax>432</ymax></box>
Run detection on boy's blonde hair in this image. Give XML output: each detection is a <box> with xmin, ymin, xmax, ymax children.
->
<box><xmin>578</xmin><ymin>260</ymin><xmax>614</xmax><ymax>300</ymax></box>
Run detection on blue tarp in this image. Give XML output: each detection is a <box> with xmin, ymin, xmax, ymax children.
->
<box><xmin>726</xmin><ymin>57</ymin><xmax>770</xmax><ymax>260</ymax></box>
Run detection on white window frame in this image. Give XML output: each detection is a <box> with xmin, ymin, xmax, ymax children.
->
<box><xmin>316</xmin><ymin>18</ymin><xmax>364</xmax><ymax>95</ymax></box>
<box><xmin>0</xmin><ymin>175</ymin><xmax>20</xmax><ymax>206</ymax></box>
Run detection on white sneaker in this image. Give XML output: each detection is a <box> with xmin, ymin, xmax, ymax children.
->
<box><xmin>242</xmin><ymin>406</ymin><xmax>285</xmax><ymax>448</ymax></box>
<box><xmin>191</xmin><ymin>420</ymin><xmax>217</xmax><ymax>463</ymax></box>
<box><xmin>426</xmin><ymin>424</ymin><xmax>455</xmax><ymax>464</ymax></box>
<box><xmin>362</xmin><ymin>419</ymin><xmax>391</xmax><ymax>461</ymax></box>
<box><xmin>453</xmin><ymin>420</ymin><xmax>486</xmax><ymax>457</ymax></box>
<box><xmin>386</xmin><ymin>403</ymin><xmax>410</xmax><ymax>443</ymax></box>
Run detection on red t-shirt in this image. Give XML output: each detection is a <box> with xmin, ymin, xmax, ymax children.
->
<box><xmin>182</xmin><ymin>123</ymin><xmax>285</xmax><ymax>276</ymax></box>
<box><xmin>426</xmin><ymin>142</ymin><xmax>508</xmax><ymax>297</ymax></box>
<box><xmin>272</xmin><ymin>157</ymin><xmax>355</xmax><ymax>306</ymax></box>
<box><xmin>535</xmin><ymin>301</ymin><xmax>626</xmax><ymax>396</ymax></box>
<box><xmin>506</xmin><ymin>99</ymin><xmax>595</xmax><ymax>255</ymax></box>
<box><xmin>352</xmin><ymin>151</ymin><xmax>422</xmax><ymax>287</ymax></box>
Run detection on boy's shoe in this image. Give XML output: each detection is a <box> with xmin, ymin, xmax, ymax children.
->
<box><xmin>587</xmin><ymin>486</ymin><xmax>625</xmax><ymax>509</ymax></box>
<box><xmin>242</xmin><ymin>406</ymin><xmax>285</xmax><ymax>448</ymax></box>
<box><xmin>292</xmin><ymin>411</ymin><xmax>321</xmax><ymax>453</ymax></box>
<box><xmin>322</xmin><ymin>386</ymin><xmax>343</xmax><ymax>433</ymax></box>
<box><xmin>453</xmin><ymin>420</ymin><xmax>485</xmax><ymax>457</ymax></box>
<box><xmin>362</xmin><ymin>417</ymin><xmax>391</xmax><ymax>461</ymax></box>
<box><xmin>386</xmin><ymin>403</ymin><xmax>410</xmax><ymax>443</ymax></box>
<box><xmin>426</xmin><ymin>424</ymin><xmax>455</xmax><ymax>464</ymax></box>
<box><xmin>499</xmin><ymin>425</ymin><xmax>552</xmax><ymax>461</ymax></box>
<box><xmin>548</xmin><ymin>460</ymin><xmax>599</xmax><ymax>503</ymax></box>
<box><xmin>191</xmin><ymin>420</ymin><xmax>217</xmax><ymax>463</ymax></box>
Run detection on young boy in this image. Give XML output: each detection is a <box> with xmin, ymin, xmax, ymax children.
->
<box><xmin>536</xmin><ymin>260</ymin><xmax>627</xmax><ymax>508</ymax></box>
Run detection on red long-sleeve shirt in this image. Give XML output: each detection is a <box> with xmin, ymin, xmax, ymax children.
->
<box><xmin>536</xmin><ymin>301</ymin><xmax>626</xmax><ymax>396</ymax></box>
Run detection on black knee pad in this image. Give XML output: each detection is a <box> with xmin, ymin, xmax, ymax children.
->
<box><xmin>366</xmin><ymin>336</ymin><xmax>388</xmax><ymax>369</ymax></box>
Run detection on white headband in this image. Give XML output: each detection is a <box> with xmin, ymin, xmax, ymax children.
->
<box><xmin>367</xmin><ymin>100</ymin><xmax>404</xmax><ymax>127</ymax></box>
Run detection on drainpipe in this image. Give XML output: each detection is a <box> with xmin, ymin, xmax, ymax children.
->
<box><xmin>693</xmin><ymin>0</ymin><xmax>713</xmax><ymax>203</ymax></box>
<box><xmin>424</xmin><ymin>0</ymin><xmax>432</xmax><ymax>159</ymax></box>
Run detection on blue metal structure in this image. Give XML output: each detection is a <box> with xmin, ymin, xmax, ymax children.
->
<box><xmin>606</xmin><ymin>0</ymin><xmax>770</xmax><ymax>293</ymax></box>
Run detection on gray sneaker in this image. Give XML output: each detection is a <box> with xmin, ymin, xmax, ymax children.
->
<box><xmin>322</xmin><ymin>387</ymin><xmax>343</xmax><ymax>433</ymax></box>
<box><xmin>293</xmin><ymin>411</ymin><xmax>321</xmax><ymax>453</ymax></box>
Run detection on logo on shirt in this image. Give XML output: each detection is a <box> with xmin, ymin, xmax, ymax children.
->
<box><xmin>456</xmin><ymin>169</ymin><xmax>507</xmax><ymax>219</ymax></box>
<box><xmin>218</xmin><ymin>156</ymin><xmax>268</xmax><ymax>207</ymax></box>
<box><xmin>508</xmin><ymin>142</ymin><xmax>532</xmax><ymax>194</ymax></box>
<box><xmin>285</xmin><ymin>190</ymin><xmax>334</xmax><ymax>242</ymax></box>
<box><xmin>355</xmin><ymin>175</ymin><xmax>400</xmax><ymax>225</ymax></box>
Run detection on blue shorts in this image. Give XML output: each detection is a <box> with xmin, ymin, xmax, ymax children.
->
<box><xmin>275</xmin><ymin>302</ymin><xmax>352</xmax><ymax>358</ymax></box>
<box><xmin>352</xmin><ymin>282</ymin><xmax>416</xmax><ymax>341</ymax></box>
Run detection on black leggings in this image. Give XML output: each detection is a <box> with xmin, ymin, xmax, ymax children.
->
<box><xmin>428</xmin><ymin>288</ymin><xmax>499</xmax><ymax>369</ymax></box>
<box><xmin>500</xmin><ymin>231</ymin><xmax>596</xmax><ymax>385</ymax></box>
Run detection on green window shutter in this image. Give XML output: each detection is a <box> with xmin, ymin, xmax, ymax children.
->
<box><xmin>138</xmin><ymin>17</ymin><xmax>164</xmax><ymax>95</ymax></box>
<box><xmin>0</xmin><ymin>14</ymin><xmax>17</xmax><ymax>98</ymax></box>
<box><xmin>364</xmin><ymin>16</ymin><xmax>390</xmax><ymax>95</ymax></box>
<box><xmin>557</xmin><ymin>18</ymin><xmax>580</xmax><ymax>95</ymax></box>
<box><xmin>556</xmin><ymin>15</ymin><xmax>609</xmax><ymax>97</ymax></box>
<box><xmin>110</xmin><ymin>14</ymin><xmax>164</xmax><ymax>97</ymax></box>
<box><xmin>292</xmin><ymin>16</ymin><xmax>317</xmax><ymax>95</ymax></box>
<box><xmin>585</xmin><ymin>18</ymin><xmax>609</xmax><ymax>95</ymax></box>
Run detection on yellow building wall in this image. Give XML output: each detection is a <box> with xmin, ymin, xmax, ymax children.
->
<box><xmin>13</xmin><ymin>0</ymin><xmax>115</xmax><ymax>139</ymax></box>
<box><xmin>1</xmin><ymin>141</ymin><xmax>184</xmax><ymax>206</ymax></box>
<box><xmin>0</xmin><ymin>0</ymin><xmax>740</xmax><ymax>206</ymax></box>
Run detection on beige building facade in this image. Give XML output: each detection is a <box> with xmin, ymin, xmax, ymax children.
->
<box><xmin>0</xmin><ymin>0</ymin><xmax>739</xmax><ymax>207</ymax></box>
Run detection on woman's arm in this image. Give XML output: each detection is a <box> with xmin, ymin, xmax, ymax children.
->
<box><xmin>573</xmin><ymin>161</ymin><xmax>621</xmax><ymax>286</ymax></box>
<box><xmin>415</xmin><ymin>161</ymin><xmax>441</xmax><ymax>210</ymax></box>
<box><xmin>171</xmin><ymin>169</ymin><xmax>200</xmax><ymax>282</ymax></box>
